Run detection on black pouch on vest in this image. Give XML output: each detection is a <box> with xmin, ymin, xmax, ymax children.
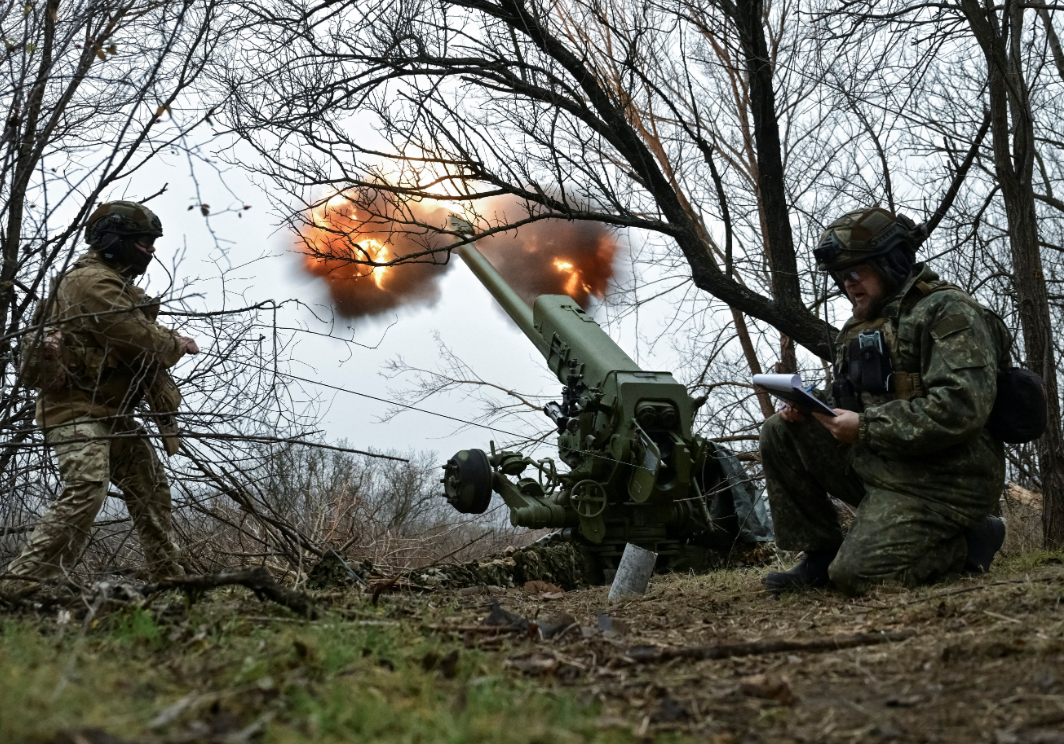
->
<box><xmin>848</xmin><ymin>330</ymin><xmax>893</xmax><ymax>395</ymax></box>
<box><xmin>832</xmin><ymin>378</ymin><xmax>859</xmax><ymax>411</ymax></box>
<box><xmin>987</xmin><ymin>367</ymin><xmax>1048</xmax><ymax>444</ymax></box>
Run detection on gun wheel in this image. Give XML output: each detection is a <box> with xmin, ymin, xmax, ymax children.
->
<box><xmin>443</xmin><ymin>449</ymin><xmax>492</xmax><ymax>514</ymax></box>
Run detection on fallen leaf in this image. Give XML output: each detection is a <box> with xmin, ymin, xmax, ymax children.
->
<box><xmin>505</xmin><ymin>652</ymin><xmax>559</xmax><ymax>675</ymax></box>
<box><xmin>654</xmin><ymin>692</ymin><xmax>690</xmax><ymax>722</ymax></box>
<box><xmin>206</xmin><ymin>707</ymin><xmax>241</xmax><ymax>735</ymax></box>
<box><xmin>458</xmin><ymin>586</ymin><xmax>485</xmax><ymax>596</ymax></box>
<box><xmin>292</xmin><ymin>640</ymin><xmax>316</xmax><ymax>662</ymax></box>
<box><xmin>420</xmin><ymin>651</ymin><xmax>439</xmax><ymax>671</ymax></box>
<box><xmin>738</xmin><ymin>673</ymin><xmax>796</xmax><ymax>706</ymax></box>
<box><xmin>481</xmin><ymin>601</ymin><xmax>528</xmax><ymax>632</ymax></box>
<box><xmin>539</xmin><ymin>612</ymin><xmax>577</xmax><ymax>639</ymax></box>
<box><xmin>885</xmin><ymin>694</ymin><xmax>923</xmax><ymax>708</ymax></box>
<box><xmin>370</xmin><ymin>576</ymin><xmax>400</xmax><ymax>606</ymax></box>
<box><xmin>596</xmin><ymin>612</ymin><xmax>631</xmax><ymax>634</ymax></box>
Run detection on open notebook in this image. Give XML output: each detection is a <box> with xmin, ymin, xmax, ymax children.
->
<box><xmin>752</xmin><ymin>373</ymin><xmax>837</xmax><ymax>417</ymax></box>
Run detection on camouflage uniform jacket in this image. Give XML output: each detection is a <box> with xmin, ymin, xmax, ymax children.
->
<box><xmin>827</xmin><ymin>263</ymin><xmax>1008</xmax><ymax>524</ymax></box>
<box><xmin>36</xmin><ymin>251</ymin><xmax>184</xmax><ymax>428</ymax></box>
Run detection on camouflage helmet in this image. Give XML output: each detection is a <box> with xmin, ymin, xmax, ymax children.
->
<box><xmin>814</xmin><ymin>207</ymin><xmax>918</xmax><ymax>272</ymax></box>
<box><xmin>84</xmin><ymin>200</ymin><xmax>163</xmax><ymax>247</ymax></box>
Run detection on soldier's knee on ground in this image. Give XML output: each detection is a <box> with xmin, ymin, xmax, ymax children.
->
<box><xmin>829</xmin><ymin>527</ymin><xmax>914</xmax><ymax>596</ymax></box>
<box><xmin>827</xmin><ymin>552</ymin><xmax>872</xmax><ymax>597</ymax></box>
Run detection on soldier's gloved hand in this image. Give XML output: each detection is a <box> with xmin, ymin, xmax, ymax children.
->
<box><xmin>812</xmin><ymin>409</ymin><xmax>860</xmax><ymax>443</ymax></box>
<box><xmin>179</xmin><ymin>337</ymin><xmax>200</xmax><ymax>355</ymax></box>
<box><xmin>778</xmin><ymin>403</ymin><xmax>806</xmax><ymax>423</ymax></box>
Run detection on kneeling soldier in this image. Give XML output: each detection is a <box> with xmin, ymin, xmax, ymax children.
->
<box><xmin>761</xmin><ymin>208</ymin><xmax>1007</xmax><ymax>596</ymax></box>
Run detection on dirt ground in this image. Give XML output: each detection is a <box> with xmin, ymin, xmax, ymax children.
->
<box><xmin>3</xmin><ymin>549</ymin><xmax>1064</xmax><ymax>743</ymax></box>
<box><xmin>429</xmin><ymin>550</ymin><xmax>1064</xmax><ymax>744</ymax></box>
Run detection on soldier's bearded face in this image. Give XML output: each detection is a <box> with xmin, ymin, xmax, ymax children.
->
<box><xmin>842</xmin><ymin>263</ymin><xmax>886</xmax><ymax>320</ymax></box>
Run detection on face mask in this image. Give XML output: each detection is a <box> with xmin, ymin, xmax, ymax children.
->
<box><xmin>100</xmin><ymin>235</ymin><xmax>153</xmax><ymax>275</ymax></box>
<box><xmin>120</xmin><ymin>241</ymin><xmax>154</xmax><ymax>274</ymax></box>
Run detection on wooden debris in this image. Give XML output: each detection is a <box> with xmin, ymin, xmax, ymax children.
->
<box><xmin>143</xmin><ymin>567</ymin><xmax>317</xmax><ymax>619</ymax></box>
<box><xmin>620</xmin><ymin>629</ymin><xmax>915</xmax><ymax>665</ymax></box>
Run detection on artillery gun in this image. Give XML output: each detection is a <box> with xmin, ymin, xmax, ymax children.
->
<box><xmin>442</xmin><ymin>223</ymin><xmax>769</xmax><ymax>580</ymax></box>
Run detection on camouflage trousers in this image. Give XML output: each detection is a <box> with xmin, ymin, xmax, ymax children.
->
<box><xmin>760</xmin><ymin>413</ymin><xmax>1000</xmax><ymax>596</ymax></box>
<box><xmin>7</xmin><ymin>415</ymin><xmax>183</xmax><ymax>582</ymax></box>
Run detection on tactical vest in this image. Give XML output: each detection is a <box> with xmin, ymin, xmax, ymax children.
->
<box><xmin>19</xmin><ymin>283</ymin><xmax>67</xmax><ymax>392</ymax></box>
<box><xmin>830</xmin><ymin>279</ymin><xmax>1011</xmax><ymax>413</ymax></box>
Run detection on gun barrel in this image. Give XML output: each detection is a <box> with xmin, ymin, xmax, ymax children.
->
<box><xmin>454</xmin><ymin>243</ymin><xmax>548</xmax><ymax>355</ymax></box>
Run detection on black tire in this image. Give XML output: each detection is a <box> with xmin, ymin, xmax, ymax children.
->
<box><xmin>443</xmin><ymin>448</ymin><xmax>492</xmax><ymax>514</ymax></box>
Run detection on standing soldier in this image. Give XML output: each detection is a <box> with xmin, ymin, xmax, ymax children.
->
<box><xmin>760</xmin><ymin>207</ymin><xmax>1011</xmax><ymax>596</ymax></box>
<box><xmin>6</xmin><ymin>200</ymin><xmax>199</xmax><ymax>583</ymax></box>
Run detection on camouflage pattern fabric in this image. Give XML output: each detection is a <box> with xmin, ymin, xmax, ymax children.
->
<box><xmin>761</xmin><ymin>264</ymin><xmax>1006</xmax><ymax>596</ymax></box>
<box><xmin>7</xmin><ymin>416</ymin><xmax>183</xmax><ymax>581</ymax></box>
<box><xmin>761</xmin><ymin>414</ymin><xmax>969</xmax><ymax>594</ymax></box>
<box><xmin>815</xmin><ymin>207</ymin><xmax>916</xmax><ymax>271</ymax></box>
<box><xmin>7</xmin><ymin>248</ymin><xmax>188</xmax><ymax>584</ymax></box>
<box><xmin>35</xmin><ymin>251</ymin><xmax>183</xmax><ymax>429</ymax></box>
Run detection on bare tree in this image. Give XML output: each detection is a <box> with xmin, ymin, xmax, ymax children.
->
<box><xmin>0</xmin><ymin>0</ymin><xmax>430</xmax><ymax>581</ymax></box>
<box><xmin>960</xmin><ymin>0</ymin><xmax>1064</xmax><ymax>546</ymax></box>
<box><xmin>225</xmin><ymin>0</ymin><xmax>854</xmax><ymax>358</ymax></box>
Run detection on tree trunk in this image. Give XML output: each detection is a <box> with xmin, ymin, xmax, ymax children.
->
<box><xmin>715</xmin><ymin>0</ymin><xmax>803</xmax><ymax>375</ymax></box>
<box><xmin>961</xmin><ymin>0</ymin><xmax>1064</xmax><ymax>546</ymax></box>
<box><xmin>728</xmin><ymin>0</ymin><xmax>803</xmax><ymax>318</ymax></box>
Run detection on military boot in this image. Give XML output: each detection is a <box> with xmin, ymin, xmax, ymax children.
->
<box><xmin>763</xmin><ymin>549</ymin><xmax>838</xmax><ymax>593</ymax></box>
<box><xmin>964</xmin><ymin>515</ymin><xmax>1006</xmax><ymax>574</ymax></box>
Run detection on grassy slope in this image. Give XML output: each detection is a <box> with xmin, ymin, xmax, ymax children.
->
<box><xmin>0</xmin><ymin>592</ymin><xmax>650</xmax><ymax>744</ymax></box>
<box><xmin>3</xmin><ymin>552</ymin><xmax>1064</xmax><ymax>743</ymax></box>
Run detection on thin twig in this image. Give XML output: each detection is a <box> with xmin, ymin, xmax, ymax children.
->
<box><xmin>619</xmin><ymin>630</ymin><xmax>917</xmax><ymax>665</ymax></box>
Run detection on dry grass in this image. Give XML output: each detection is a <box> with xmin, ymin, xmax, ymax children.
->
<box><xmin>1001</xmin><ymin>484</ymin><xmax>1045</xmax><ymax>557</ymax></box>
<box><xmin>1</xmin><ymin>443</ymin><xmax>536</xmax><ymax>586</ymax></box>
<box><xmin>4</xmin><ymin>545</ymin><xmax>1063</xmax><ymax>743</ymax></box>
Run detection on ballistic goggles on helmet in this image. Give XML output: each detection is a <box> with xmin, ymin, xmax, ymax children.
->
<box><xmin>830</xmin><ymin>267</ymin><xmax>864</xmax><ymax>285</ymax></box>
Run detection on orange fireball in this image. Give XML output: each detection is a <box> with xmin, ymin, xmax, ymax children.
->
<box><xmin>297</xmin><ymin>192</ymin><xmax>618</xmax><ymax>319</ymax></box>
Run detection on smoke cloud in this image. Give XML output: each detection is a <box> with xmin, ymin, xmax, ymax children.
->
<box><xmin>298</xmin><ymin>194</ymin><xmax>618</xmax><ymax>320</ymax></box>
<box><xmin>299</xmin><ymin>195</ymin><xmax>451</xmax><ymax>319</ymax></box>
<box><xmin>476</xmin><ymin>214</ymin><xmax>617</xmax><ymax>309</ymax></box>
